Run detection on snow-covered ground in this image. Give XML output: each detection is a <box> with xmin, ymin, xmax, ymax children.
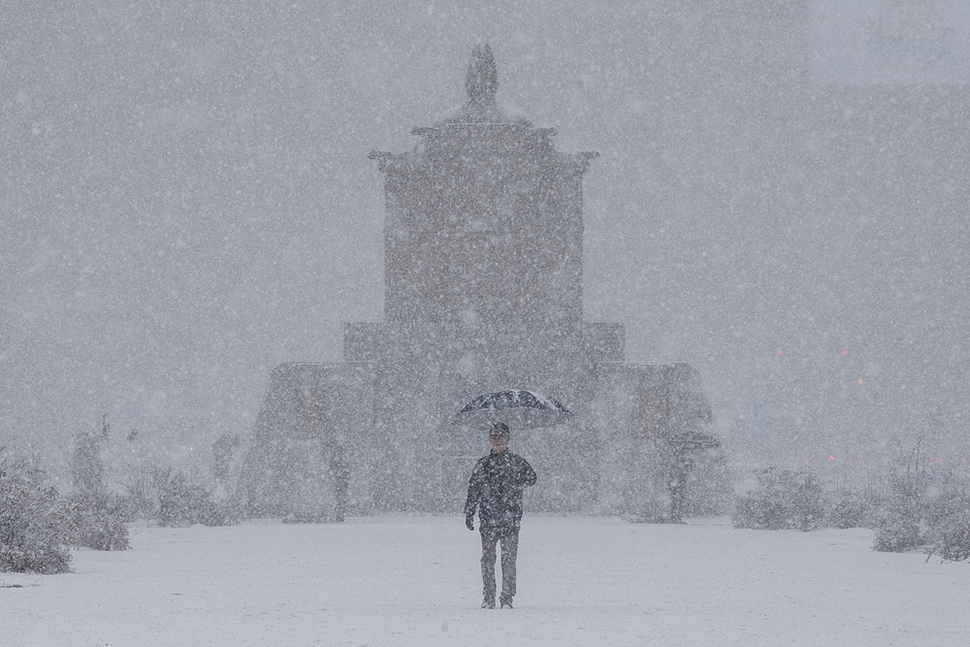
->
<box><xmin>2</xmin><ymin>515</ymin><xmax>967</xmax><ymax>647</ymax></box>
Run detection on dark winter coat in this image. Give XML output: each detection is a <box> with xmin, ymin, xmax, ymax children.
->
<box><xmin>464</xmin><ymin>450</ymin><xmax>537</xmax><ymax>528</ymax></box>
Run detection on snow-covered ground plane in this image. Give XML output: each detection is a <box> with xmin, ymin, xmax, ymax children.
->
<box><xmin>2</xmin><ymin>515</ymin><xmax>967</xmax><ymax>647</ymax></box>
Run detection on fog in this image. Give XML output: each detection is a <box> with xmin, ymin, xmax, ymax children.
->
<box><xmin>2</xmin><ymin>1</ymin><xmax>968</xmax><ymax>483</ymax></box>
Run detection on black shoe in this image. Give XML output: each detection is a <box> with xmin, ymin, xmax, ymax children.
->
<box><xmin>481</xmin><ymin>598</ymin><xmax>495</xmax><ymax>609</ymax></box>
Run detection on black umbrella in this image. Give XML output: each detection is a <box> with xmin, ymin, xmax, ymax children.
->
<box><xmin>454</xmin><ymin>389</ymin><xmax>574</xmax><ymax>430</ymax></box>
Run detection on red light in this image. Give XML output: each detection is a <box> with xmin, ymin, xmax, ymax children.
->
<box><xmin>841</xmin><ymin>349</ymin><xmax>849</xmax><ymax>356</ymax></box>
<box><xmin>829</xmin><ymin>455</ymin><xmax>836</xmax><ymax>461</ymax></box>
<box><xmin>777</xmin><ymin>349</ymin><xmax>784</xmax><ymax>357</ymax></box>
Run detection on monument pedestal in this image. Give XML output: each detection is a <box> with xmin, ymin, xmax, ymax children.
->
<box><xmin>238</xmin><ymin>46</ymin><xmax>716</xmax><ymax>518</ymax></box>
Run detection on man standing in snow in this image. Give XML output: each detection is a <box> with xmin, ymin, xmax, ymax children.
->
<box><xmin>464</xmin><ymin>422</ymin><xmax>537</xmax><ymax>609</ymax></box>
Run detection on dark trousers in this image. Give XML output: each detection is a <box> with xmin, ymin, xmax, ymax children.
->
<box><xmin>480</xmin><ymin>524</ymin><xmax>520</xmax><ymax>603</ymax></box>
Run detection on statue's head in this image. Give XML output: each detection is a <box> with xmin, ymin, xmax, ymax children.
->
<box><xmin>465</xmin><ymin>44</ymin><xmax>498</xmax><ymax>102</ymax></box>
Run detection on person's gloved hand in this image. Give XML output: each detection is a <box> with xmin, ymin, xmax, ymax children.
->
<box><xmin>465</xmin><ymin>515</ymin><xmax>475</xmax><ymax>531</ymax></box>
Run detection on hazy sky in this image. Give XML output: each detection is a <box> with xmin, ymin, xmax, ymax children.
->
<box><xmin>2</xmin><ymin>1</ymin><xmax>968</xmax><ymax>470</ymax></box>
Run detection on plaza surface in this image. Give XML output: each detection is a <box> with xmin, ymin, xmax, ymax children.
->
<box><xmin>2</xmin><ymin>515</ymin><xmax>967</xmax><ymax>647</ymax></box>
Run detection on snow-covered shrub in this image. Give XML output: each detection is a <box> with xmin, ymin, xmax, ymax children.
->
<box><xmin>874</xmin><ymin>473</ymin><xmax>970</xmax><ymax>558</ymax></box>
<box><xmin>157</xmin><ymin>471</ymin><xmax>239</xmax><ymax>527</ymax></box>
<box><xmin>733</xmin><ymin>467</ymin><xmax>826</xmax><ymax>532</ymax></box>
<box><xmin>923</xmin><ymin>473</ymin><xmax>970</xmax><ymax>562</ymax></box>
<box><xmin>0</xmin><ymin>454</ymin><xmax>78</xmax><ymax>573</ymax></box>
<box><xmin>73</xmin><ymin>493</ymin><xmax>130</xmax><ymax>551</ymax></box>
<box><xmin>827</xmin><ymin>488</ymin><xmax>873</xmax><ymax>529</ymax></box>
<box><xmin>68</xmin><ymin>419</ymin><xmax>129</xmax><ymax>551</ymax></box>
<box><xmin>117</xmin><ymin>464</ymin><xmax>170</xmax><ymax>521</ymax></box>
<box><xmin>70</xmin><ymin>419</ymin><xmax>109</xmax><ymax>499</ymax></box>
<box><xmin>157</xmin><ymin>471</ymin><xmax>213</xmax><ymax>526</ymax></box>
<box><xmin>929</xmin><ymin>520</ymin><xmax>970</xmax><ymax>562</ymax></box>
<box><xmin>871</xmin><ymin>439</ymin><xmax>936</xmax><ymax>553</ymax></box>
<box><xmin>871</xmin><ymin>438</ymin><xmax>970</xmax><ymax>560</ymax></box>
<box><xmin>872</xmin><ymin>472</ymin><xmax>925</xmax><ymax>553</ymax></box>
<box><xmin>118</xmin><ymin>463</ymin><xmax>239</xmax><ymax>527</ymax></box>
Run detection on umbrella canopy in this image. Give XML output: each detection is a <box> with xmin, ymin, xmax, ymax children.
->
<box><xmin>454</xmin><ymin>389</ymin><xmax>574</xmax><ymax>430</ymax></box>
